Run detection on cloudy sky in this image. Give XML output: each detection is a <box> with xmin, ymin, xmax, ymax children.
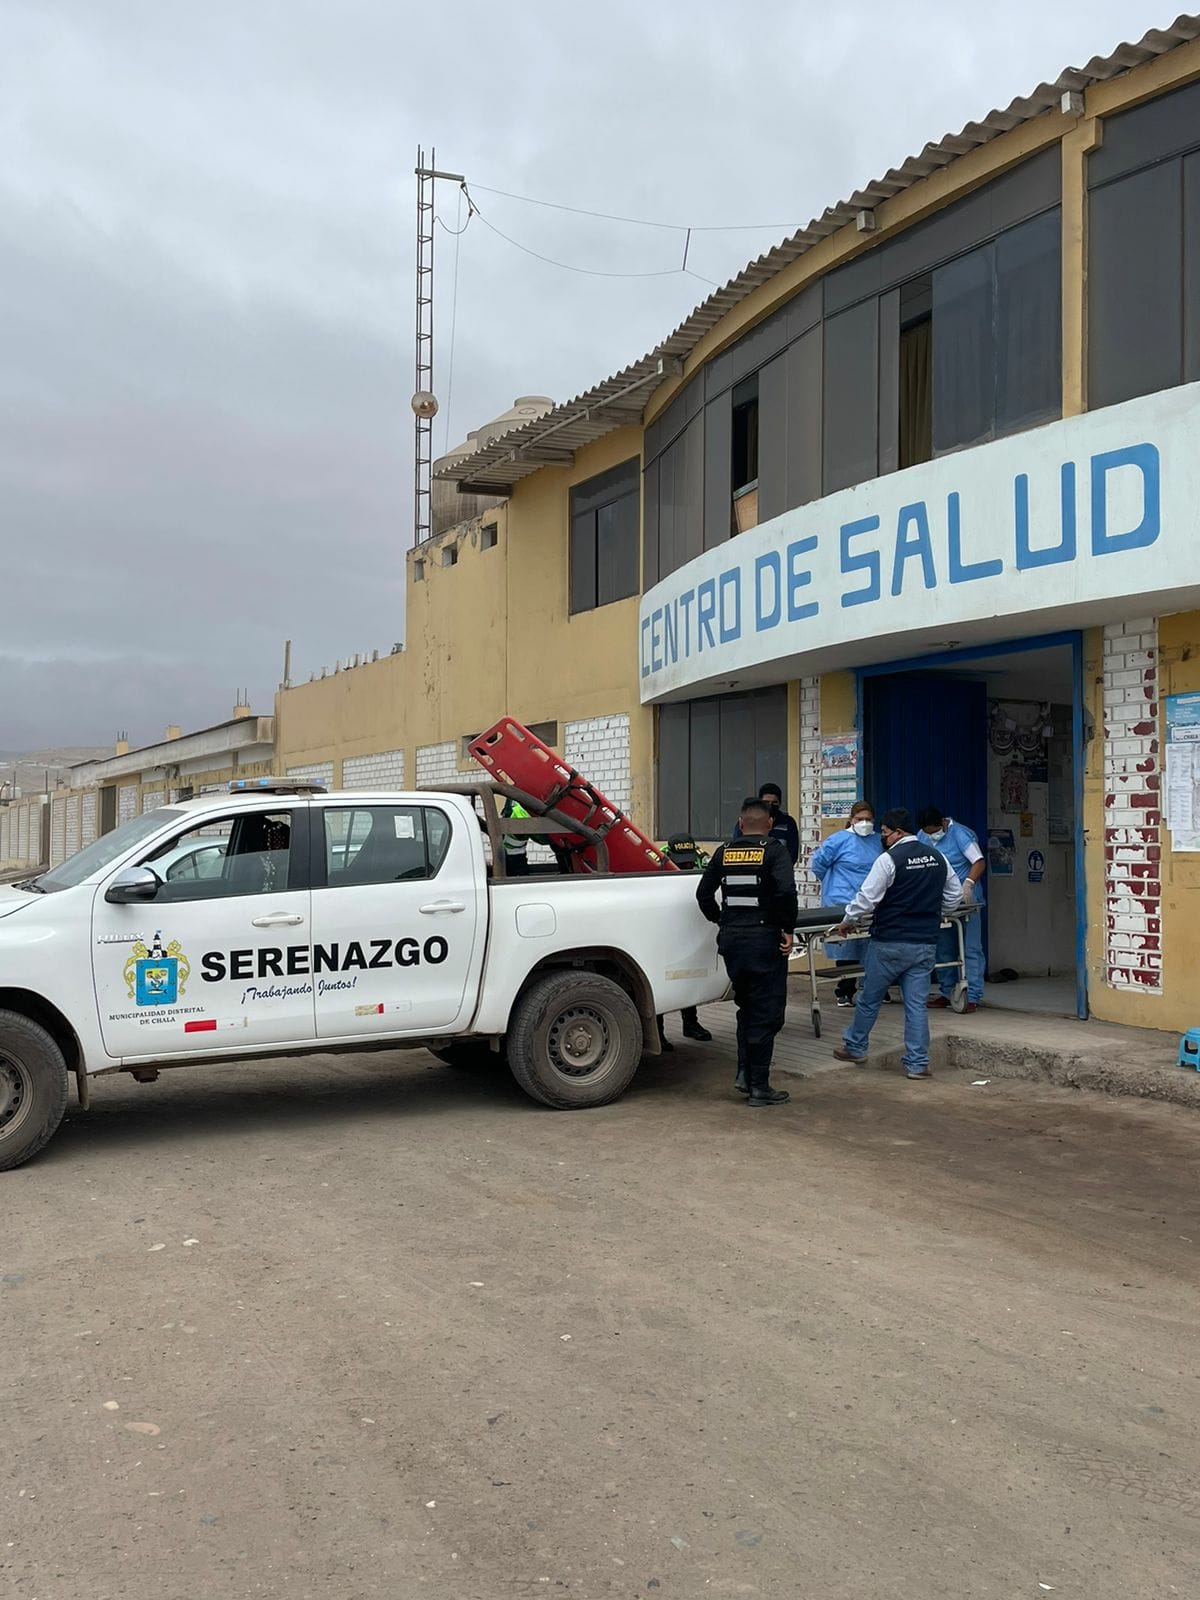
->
<box><xmin>0</xmin><ymin>0</ymin><xmax>1174</xmax><ymax>748</ymax></box>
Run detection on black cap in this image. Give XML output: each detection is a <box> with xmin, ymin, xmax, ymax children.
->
<box><xmin>666</xmin><ymin>832</ymin><xmax>699</xmax><ymax>865</ymax></box>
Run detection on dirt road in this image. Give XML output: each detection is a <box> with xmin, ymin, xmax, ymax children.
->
<box><xmin>4</xmin><ymin>1042</ymin><xmax>1199</xmax><ymax>1599</ymax></box>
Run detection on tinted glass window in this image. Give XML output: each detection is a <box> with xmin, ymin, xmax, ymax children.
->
<box><xmin>657</xmin><ymin>687</ymin><xmax>788</xmax><ymax>839</ymax></box>
<box><xmin>1089</xmin><ymin>161</ymin><xmax>1184</xmax><ymax>409</ymax></box>
<box><xmin>932</xmin><ymin>245</ymin><xmax>994</xmax><ymax>451</ymax></box>
<box><xmin>322</xmin><ymin>806</ymin><xmax>450</xmax><ymax>887</ymax></box>
<box><xmin>995</xmin><ymin>209</ymin><xmax>1061</xmax><ymax>431</ymax></box>
<box><xmin>1088</xmin><ymin>77</ymin><xmax>1200</xmax><ymax>187</ymax></box>
<box><xmin>144</xmin><ymin>812</ymin><xmax>294</xmax><ymax>902</ymax></box>
<box><xmin>35</xmin><ymin>808</ymin><xmax>184</xmax><ymax>892</ymax></box>
<box><xmin>930</xmin><ymin>210</ymin><xmax>1062</xmax><ymax>452</ymax></box>
<box><xmin>822</xmin><ymin>300</ymin><xmax>878</xmax><ymax>493</ymax></box>
<box><xmin>657</xmin><ymin>704</ymin><xmax>690</xmax><ymax>839</ymax></box>
<box><xmin>569</xmin><ymin>458</ymin><xmax>640</xmax><ymax>612</ymax></box>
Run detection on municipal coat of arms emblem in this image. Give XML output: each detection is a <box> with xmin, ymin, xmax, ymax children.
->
<box><xmin>124</xmin><ymin>930</ymin><xmax>191</xmax><ymax>1007</ymax></box>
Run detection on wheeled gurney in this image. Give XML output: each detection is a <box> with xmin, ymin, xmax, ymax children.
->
<box><xmin>792</xmin><ymin>904</ymin><xmax>982</xmax><ymax>1038</ymax></box>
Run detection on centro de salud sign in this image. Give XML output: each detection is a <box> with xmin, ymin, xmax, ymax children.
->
<box><xmin>638</xmin><ymin>383</ymin><xmax>1200</xmax><ymax>702</ymax></box>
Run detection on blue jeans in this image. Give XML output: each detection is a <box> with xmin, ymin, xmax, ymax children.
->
<box><xmin>935</xmin><ymin>910</ymin><xmax>984</xmax><ymax>1003</ymax></box>
<box><xmin>843</xmin><ymin>940</ymin><xmax>938</xmax><ymax>1072</ymax></box>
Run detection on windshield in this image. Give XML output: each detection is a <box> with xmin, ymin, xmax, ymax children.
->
<box><xmin>33</xmin><ymin>809</ymin><xmax>185</xmax><ymax>893</ymax></box>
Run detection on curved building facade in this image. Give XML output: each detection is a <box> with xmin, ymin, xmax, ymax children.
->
<box><xmin>278</xmin><ymin>17</ymin><xmax>1200</xmax><ymax>1035</ymax></box>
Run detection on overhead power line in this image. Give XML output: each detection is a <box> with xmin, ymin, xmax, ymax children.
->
<box><xmin>468</xmin><ymin>180</ymin><xmax>801</xmax><ymax>235</ymax></box>
<box><xmin>461</xmin><ymin>185</ymin><xmax>717</xmax><ymax>287</ymax></box>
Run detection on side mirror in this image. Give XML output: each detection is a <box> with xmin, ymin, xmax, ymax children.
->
<box><xmin>105</xmin><ymin>866</ymin><xmax>162</xmax><ymax>904</ymax></box>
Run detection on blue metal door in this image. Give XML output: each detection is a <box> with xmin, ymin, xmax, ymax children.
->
<box><xmin>863</xmin><ymin>672</ymin><xmax>989</xmax><ymax>959</ymax></box>
<box><xmin>863</xmin><ymin>673</ymin><xmax>988</xmax><ymax>831</ymax></box>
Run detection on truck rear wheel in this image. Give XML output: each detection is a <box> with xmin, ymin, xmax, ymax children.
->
<box><xmin>0</xmin><ymin>1011</ymin><xmax>70</xmax><ymax>1172</ymax></box>
<box><xmin>507</xmin><ymin>970</ymin><xmax>642</xmax><ymax>1109</ymax></box>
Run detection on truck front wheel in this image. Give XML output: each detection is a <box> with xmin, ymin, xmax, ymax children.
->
<box><xmin>507</xmin><ymin>971</ymin><xmax>642</xmax><ymax>1109</ymax></box>
<box><xmin>0</xmin><ymin>1011</ymin><xmax>70</xmax><ymax>1172</ymax></box>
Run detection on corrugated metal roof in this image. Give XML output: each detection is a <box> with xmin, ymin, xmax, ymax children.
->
<box><xmin>436</xmin><ymin>13</ymin><xmax>1200</xmax><ymax>494</ymax></box>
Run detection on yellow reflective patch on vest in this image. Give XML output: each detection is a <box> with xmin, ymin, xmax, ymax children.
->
<box><xmin>723</xmin><ymin>846</ymin><xmax>766</xmax><ymax>866</ymax></box>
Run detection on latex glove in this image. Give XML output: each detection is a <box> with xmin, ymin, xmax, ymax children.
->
<box><xmin>961</xmin><ymin>878</ymin><xmax>976</xmax><ymax>904</ymax></box>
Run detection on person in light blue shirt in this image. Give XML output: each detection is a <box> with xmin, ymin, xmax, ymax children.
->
<box><xmin>810</xmin><ymin>800</ymin><xmax>882</xmax><ymax>1007</ymax></box>
<box><xmin>917</xmin><ymin>805</ymin><xmax>986</xmax><ymax>1010</ymax></box>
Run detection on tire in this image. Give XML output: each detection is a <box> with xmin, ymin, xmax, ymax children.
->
<box><xmin>429</xmin><ymin>1041</ymin><xmax>503</xmax><ymax>1070</ymax></box>
<box><xmin>0</xmin><ymin>1011</ymin><xmax>70</xmax><ymax>1173</ymax></box>
<box><xmin>812</xmin><ymin>1006</ymin><xmax>822</xmax><ymax>1039</ymax></box>
<box><xmin>950</xmin><ymin>982</ymin><xmax>969</xmax><ymax>1015</ymax></box>
<box><xmin>506</xmin><ymin>970</ymin><xmax>643</xmax><ymax>1109</ymax></box>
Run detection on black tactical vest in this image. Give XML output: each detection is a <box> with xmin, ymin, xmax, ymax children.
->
<box><xmin>716</xmin><ymin>838</ymin><xmax>783</xmax><ymax>928</ymax></box>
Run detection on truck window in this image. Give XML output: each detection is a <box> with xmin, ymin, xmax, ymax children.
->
<box><xmin>143</xmin><ymin>812</ymin><xmax>294</xmax><ymax>901</ymax></box>
<box><xmin>322</xmin><ymin>806</ymin><xmax>451</xmax><ymax>887</ymax></box>
<box><xmin>33</xmin><ymin>808</ymin><xmax>185</xmax><ymax>893</ymax></box>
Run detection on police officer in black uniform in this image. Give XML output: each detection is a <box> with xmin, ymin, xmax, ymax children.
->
<box><xmin>697</xmin><ymin>796</ymin><xmax>798</xmax><ymax>1107</ymax></box>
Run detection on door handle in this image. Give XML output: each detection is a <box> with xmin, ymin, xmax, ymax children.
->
<box><xmin>419</xmin><ymin>899</ymin><xmax>466</xmax><ymax>914</ymax></box>
<box><xmin>251</xmin><ymin>912</ymin><xmax>305</xmax><ymax>928</ymax></box>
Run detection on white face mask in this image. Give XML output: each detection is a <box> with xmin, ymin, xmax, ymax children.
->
<box><xmin>851</xmin><ymin>819</ymin><xmax>874</xmax><ymax>837</ymax></box>
<box><xmin>927</xmin><ymin>828</ymin><xmax>946</xmax><ymax>843</ymax></box>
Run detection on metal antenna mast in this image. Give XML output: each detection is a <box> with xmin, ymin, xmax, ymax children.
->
<box><xmin>412</xmin><ymin>148</ymin><xmax>464</xmax><ymax>550</ymax></box>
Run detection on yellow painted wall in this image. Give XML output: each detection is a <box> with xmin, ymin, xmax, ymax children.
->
<box><xmin>1083</xmin><ymin>610</ymin><xmax>1200</xmax><ymax>1037</ymax></box>
<box><xmin>816</xmin><ymin>672</ymin><xmax>857</xmax><ymax>839</ymax></box>
<box><xmin>275</xmin><ymin>427</ymin><xmax>655</xmax><ymax>825</ymax></box>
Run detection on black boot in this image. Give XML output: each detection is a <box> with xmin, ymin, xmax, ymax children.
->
<box><xmin>734</xmin><ymin>1066</ymin><xmax>749</xmax><ymax>1095</ymax></box>
<box><xmin>656</xmin><ymin>1016</ymin><xmax>674</xmax><ymax>1053</ymax></box>
<box><xmin>748</xmin><ymin>1086</ymin><xmax>790</xmax><ymax>1107</ymax></box>
<box><xmin>682</xmin><ymin>1010</ymin><xmax>713</xmax><ymax>1042</ymax></box>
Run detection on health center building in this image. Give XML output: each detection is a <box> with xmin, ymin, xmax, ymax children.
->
<box><xmin>276</xmin><ymin>16</ymin><xmax>1200</xmax><ymax>1035</ymax></box>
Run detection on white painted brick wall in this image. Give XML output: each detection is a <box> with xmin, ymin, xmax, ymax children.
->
<box><xmin>81</xmin><ymin>791</ymin><xmax>98</xmax><ymax>848</ymax></box>
<box><xmin>1102</xmin><ymin>619</ymin><xmax>1161</xmax><ymax>994</ymax></box>
<box><xmin>17</xmin><ymin>807</ymin><xmax>28</xmax><ymax>863</ymax></box>
<box><xmin>117</xmin><ymin>784</ymin><xmax>138</xmax><ymax>824</ymax></box>
<box><xmin>49</xmin><ymin>798</ymin><xmax>67</xmax><ymax>866</ymax></box>
<box><xmin>141</xmin><ymin>788</ymin><xmax>165</xmax><ymax>813</ymax></box>
<box><xmin>796</xmin><ymin>677</ymin><xmax>822</xmax><ymax>907</ymax></box>
<box><xmin>415</xmin><ymin>742</ymin><xmax>457</xmax><ymax>788</ymax></box>
<box><xmin>65</xmin><ymin>793</ymin><xmax>81</xmax><ymax>858</ymax></box>
<box><xmin>342</xmin><ymin>750</ymin><xmax>406</xmax><ymax>791</ymax></box>
<box><xmin>564</xmin><ymin>714</ymin><xmax>631</xmax><ymax>814</ymax></box>
<box><xmin>0</xmin><ymin>810</ymin><xmax>9</xmax><ymax>861</ymax></box>
<box><xmin>286</xmin><ymin>762</ymin><xmax>334</xmax><ymax>788</ymax></box>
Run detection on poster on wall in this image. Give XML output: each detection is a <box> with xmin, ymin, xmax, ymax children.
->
<box><xmin>988</xmin><ymin>828</ymin><xmax>1015</xmax><ymax>877</ymax></box>
<box><xmin>1164</xmin><ymin>693</ymin><xmax>1200</xmax><ymax>851</ymax></box>
<box><xmin>1000</xmin><ymin>763</ymin><xmax>1029</xmax><ymax>813</ymax></box>
<box><xmin>1165</xmin><ymin>692</ymin><xmax>1200</xmax><ymax>743</ymax></box>
<box><xmin>1165</xmin><ymin>741</ymin><xmax>1200</xmax><ymax>852</ymax></box>
<box><xmin>820</xmin><ymin>734</ymin><xmax>859</xmax><ymax>819</ymax></box>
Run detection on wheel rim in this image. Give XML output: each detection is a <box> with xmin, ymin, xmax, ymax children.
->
<box><xmin>547</xmin><ymin>1004</ymin><xmax>616</xmax><ymax>1080</ymax></box>
<box><xmin>0</xmin><ymin>1053</ymin><xmax>35</xmax><ymax>1142</ymax></box>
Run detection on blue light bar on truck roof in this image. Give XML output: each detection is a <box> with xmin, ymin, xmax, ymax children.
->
<box><xmin>228</xmin><ymin>777</ymin><xmax>328</xmax><ymax>795</ymax></box>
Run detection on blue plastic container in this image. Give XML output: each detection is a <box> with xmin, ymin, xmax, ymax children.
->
<box><xmin>1176</xmin><ymin>1029</ymin><xmax>1200</xmax><ymax>1070</ymax></box>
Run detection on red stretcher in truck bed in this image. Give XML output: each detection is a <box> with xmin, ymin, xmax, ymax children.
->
<box><xmin>467</xmin><ymin>717</ymin><xmax>675</xmax><ymax>876</ymax></box>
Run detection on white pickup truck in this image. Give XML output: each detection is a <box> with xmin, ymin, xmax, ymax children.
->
<box><xmin>0</xmin><ymin>780</ymin><xmax>726</xmax><ymax>1170</ymax></box>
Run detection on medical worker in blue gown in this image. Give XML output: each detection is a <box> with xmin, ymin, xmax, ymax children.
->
<box><xmin>811</xmin><ymin>800</ymin><xmax>882</xmax><ymax>1007</ymax></box>
<box><xmin>917</xmin><ymin>805</ymin><xmax>986</xmax><ymax>1011</ymax></box>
